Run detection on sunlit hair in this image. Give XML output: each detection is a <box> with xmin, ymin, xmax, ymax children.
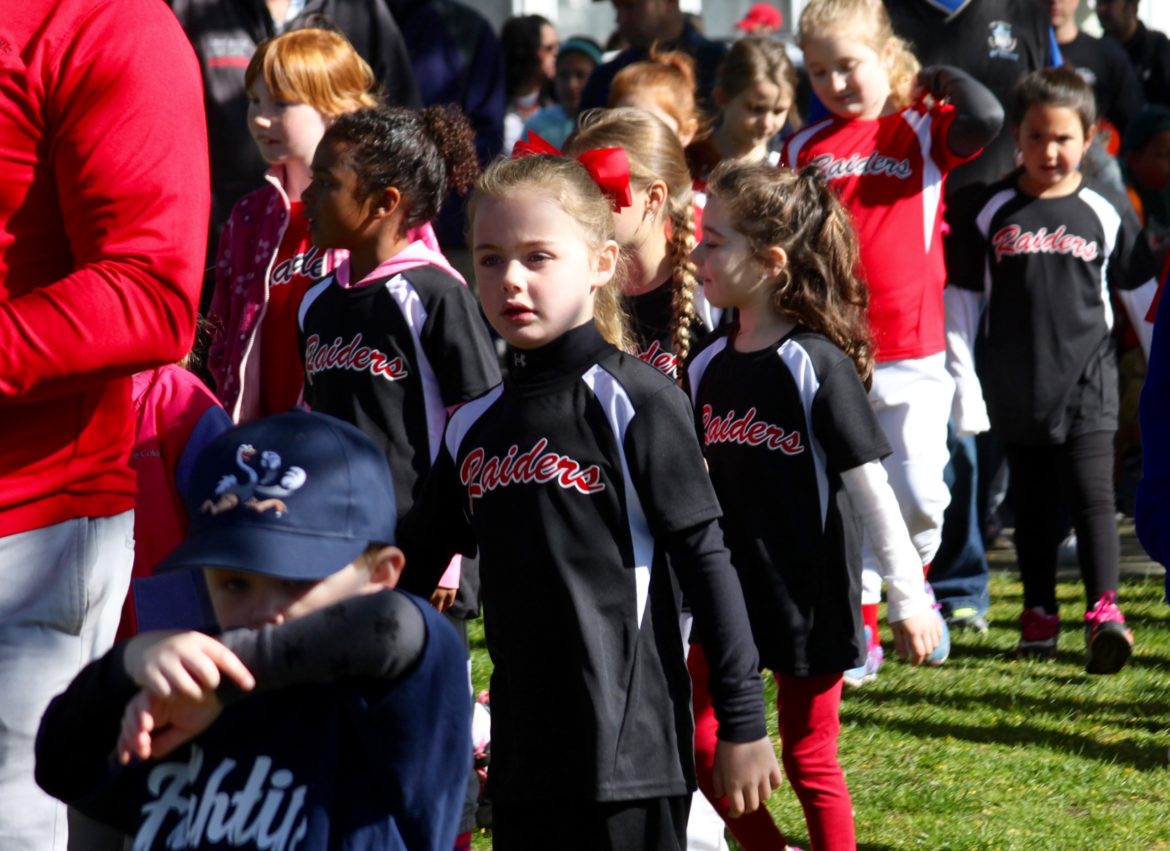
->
<box><xmin>245</xmin><ymin>28</ymin><xmax>379</xmax><ymax>117</ymax></box>
<box><xmin>567</xmin><ymin>108</ymin><xmax>700</xmax><ymax>362</ymax></box>
<box><xmin>716</xmin><ymin>37</ymin><xmax>801</xmax><ymax>128</ymax></box>
<box><xmin>1010</xmin><ymin>67</ymin><xmax>1097</xmax><ymax>133</ymax></box>
<box><xmin>467</xmin><ymin>155</ymin><xmax>632</xmax><ymax>352</ymax></box>
<box><xmin>322</xmin><ymin>106</ymin><xmax>479</xmax><ymax>232</ymax></box>
<box><xmin>707</xmin><ymin>161</ymin><xmax>874</xmax><ymax>387</ymax></box>
<box><xmin>608</xmin><ymin>49</ymin><xmax>709</xmax><ymax>143</ymax></box>
<box><xmin>797</xmin><ymin>0</ymin><xmax>920</xmax><ymax>109</ymax></box>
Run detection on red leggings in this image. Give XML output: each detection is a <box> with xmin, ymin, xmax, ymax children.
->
<box><xmin>689</xmin><ymin>643</ymin><xmax>856</xmax><ymax>851</ymax></box>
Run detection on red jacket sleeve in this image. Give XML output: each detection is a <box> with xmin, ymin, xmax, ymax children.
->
<box><xmin>0</xmin><ymin>0</ymin><xmax>210</xmax><ymax>402</ymax></box>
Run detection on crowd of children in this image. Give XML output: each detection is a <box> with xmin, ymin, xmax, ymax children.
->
<box><xmin>25</xmin><ymin>1</ymin><xmax>1170</xmax><ymax>850</ymax></box>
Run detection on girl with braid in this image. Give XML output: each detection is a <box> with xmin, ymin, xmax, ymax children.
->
<box><xmin>566</xmin><ymin>107</ymin><xmax>716</xmax><ymax>378</ymax></box>
<box><xmin>685</xmin><ymin>161</ymin><xmax>942</xmax><ymax>850</ymax></box>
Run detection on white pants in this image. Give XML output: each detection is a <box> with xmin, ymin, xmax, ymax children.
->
<box><xmin>0</xmin><ymin>512</ymin><xmax>134</xmax><ymax>851</ymax></box>
<box><xmin>861</xmin><ymin>354</ymin><xmax>953</xmax><ymax>605</ymax></box>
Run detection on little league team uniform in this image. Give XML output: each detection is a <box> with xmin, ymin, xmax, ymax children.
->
<box><xmin>398</xmin><ymin>322</ymin><xmax>767</xmax><ymax>851</ymax></box>
<box><xmin>298</xmin><ymin>245</ymin><xmax>501</xmax><ymax>524</ymax></box>
<box><xmin>783</xmin><ymin>95</ymin><xmax>980</xmax><ymax>603</ymax></box>
<box><xmin>683</xmin><ymin>326</ymin><xmax>906</xmax><ymax>849</ymax></box>
<box><xmin>209</xmin><ymin>168</ymin><xmax>347</xmax><ymax>423</ymax></box>
<box><xmin>37</xmin><ymin>588</ymin><xmax>471</xmax><ymax>851</ymax></box>
<box><xmin>947</xmin><ymin>173</ymin><xmax>1158</xmax><ymax>618</ymax></box>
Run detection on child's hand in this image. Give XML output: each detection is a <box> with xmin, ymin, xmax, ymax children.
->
<box><xmin>124</xmin><ymin>630</ymin><xmax>255</xmax><ymax>699</ymax></box>
<box><xmin>117</xmin><ymin>687</ymin><xmax>223</xmax><ymax>764</ymax></box>
<box><xmin>430</xmin><ymin>586</ymin><xmax>458</xmax><ymax>613</ymax></box>
<box><xmin>891</xmin><ymin>609</ymin><xmax>943</xmax><ymax>666</ymax></box>
<box><xmin>712</xmin><ymin>736</ymin><xmax>782</xmax><ymax>818</ymax></box>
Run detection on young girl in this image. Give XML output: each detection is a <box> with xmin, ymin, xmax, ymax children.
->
<box><xmin>709</xmin><ymin>37</ymin><xmax>798</xmax><ymax>167</ymax></box>
<box><xmin>398</xmin><ymin>152</ymin><xmax>781</xmax><ymax>851</ymax></box>
<box><xmin>565</xmin><ymin>107</ymin><xmax>709</xmax><ymax>373</ymax></box>
<box><xmin>784</xmin><ymin>0</ymin><xmax>1003</xmax><ymax>681</ymax></box>
<box><xmin>208</xmin><ymin>28</ymin><xmax>379</xmax><ymax>423</ymax></box>
<box><xmin>686</xmin><ymin>161</ymin><xmax>943</xmax><ymax>850</ymax></box>
<box><xmin>948</xmin><ymin>69</ymin><xmax>1158</xmax><ymax>673</ymax></box>
<box><xmin>298</xmin><ymin>105</ymin><xmax>500</xmax><ymax>609</ymax></box>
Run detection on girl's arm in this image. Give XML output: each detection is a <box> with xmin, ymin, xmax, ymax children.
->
<box><xmin>397</xmin><ymin>442</ymin><xmax>476</xmax><ymax>598</ymax></box>
<box><xmin>918</xmin><ymin>65</ymin><xmax>1004</xmax><ymax>159</ymax></box>
<box><xmin>214</xmin><ymin>589</ymin><xmax>426</xmax><ymax>697</ymax></box>
<box><xmin>944</xmin><ymin>286</ymin><xmax>989</xmax><ymax>436</ymax></box>
<box><xmin>839</xmin><ymin>462</ymin><xmax>941</xmax><ymax>665</ymax></box>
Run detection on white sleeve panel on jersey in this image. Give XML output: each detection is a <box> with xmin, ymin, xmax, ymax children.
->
<box><xmin>943</xmin><ymin>287</ymin><xmax>990</xmax><ymax>435</ymax></box>
<box><xmin>385</xmin><ymin>275</ymin><xmax>446</xmax><ymax>462</ymax></box>
<box><xmin>900</xmin><ymin>109</ymin><xmax>943</xmax><ymax>255</ymax></box>
<box><xmin>1118</xmin><ymin>278</ymin><xmax>1159</xmax><ymax>359</ymax></box>
<box><xmin>839</xmin><ymin>461</ymin><xmax>932</xmax><ymax>623</ymax></box>
<box><xmin>297</xmin><ymin>276</ymin><xmax>335</xmax><ymax>332</ymax></box>
<box><xmin>782</xmin><ymin>117</ymin><xmax>835</xmax><ymax>166</ymax></box>
<box><xmin>581</xmin><ymin>365</ymin><xmax>654</xmax><ymax>628</ymax></box>
<box><xmin>443</xmin><ymin>384</ymin><xmax>504</xmax><ymax>459</ymax></box>
<box><xmin>1080</xmin><ymin>186</ymin><xmax>1124</xmax><ymax>332</ymax></box>
<box><xmin>775</xmin><ymin>339</ymin><xmax>830</xmax><ymax>529</ymax></box>
<box><xmin>684</xmin><ymin>335</ymin><xmax>728</xmax><ymax>406</ymax></box>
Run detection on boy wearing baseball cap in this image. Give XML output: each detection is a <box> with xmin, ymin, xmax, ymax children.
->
<box><xmin>35</xmin><ymin>410</ymin><xmax>471</xmax><ymax>851</ymax></box>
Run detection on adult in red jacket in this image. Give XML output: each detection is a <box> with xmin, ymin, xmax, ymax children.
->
<box><xmin>0</xmin><ymin>1</ymin><xmax>209</xmax><ymax>848</ymax></box>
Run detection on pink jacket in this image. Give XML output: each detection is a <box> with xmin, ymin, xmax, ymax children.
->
<box><xmin>207</xmin><ymin>169</ymin><xmax>345</xmax><ymax>422</ymax></box>
<box><xmin>122</xmin><ymin>365</ymin><xmax>231</xmax><ymax>637</ymax></box>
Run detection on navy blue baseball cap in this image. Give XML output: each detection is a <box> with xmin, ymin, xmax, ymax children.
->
<box><xmin>157</xmin><ymin>409</ymin><xmax>397</xmax><ymax>580</ymax></box>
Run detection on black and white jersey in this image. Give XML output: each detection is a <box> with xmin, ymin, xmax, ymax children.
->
<box><xmin>624</xmin><ymin>277</ymin><xmax>721</xmax><ymax>380</ymax></box>
<box><xmin>949</xmin><ymin>173</ymin><xmax>1159</xmax><ymax>444</ymax></box>
<box><xmin>399</xmin><ymin>322</ymin><xmax>765</xmax><ymax>805</ymax></box>
<box><xmin>685</xmin><ymin>327</ymin><xmax>890</xmax><ymax>676</ymax></box>
<box><xmin>298</xmin><ymin>265</ymin><xmax>500</xmax><ymax>517</ymax></box>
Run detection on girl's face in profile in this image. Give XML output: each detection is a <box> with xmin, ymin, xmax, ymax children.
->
<box><xmin>302</xmin><ymin>138</ymin><xmax>372</xmax><ymax>250</ymax></box>
<box><xmin>691</xmin><ymin>194</ymin><xmax>769</xmax><ymax>313</ymax></box>
<box><xmin>247</xmin><ymin>79</ymin><xmax>331</xmax><ymax>167</ymax></box>
<box><xmin>473</xmin><ymin>188</ymin><xmax>618</xmax><ymax>349</ymax></box>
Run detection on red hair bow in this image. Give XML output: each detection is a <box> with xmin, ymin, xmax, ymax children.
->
<box><xmin>511</xmin><ymin>132</ymin><xmax>632</xmax><ymax>212</ymax></box>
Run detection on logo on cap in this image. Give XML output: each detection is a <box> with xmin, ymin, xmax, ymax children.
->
<box><xmin>200</xmin><ymin>443</ymin><xmax>308</xmax><ymax>518</ymax></box>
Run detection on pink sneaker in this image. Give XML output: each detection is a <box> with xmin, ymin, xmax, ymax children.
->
<box><xmin>1017</xmin><ymin>607</ymin><xmax>1059</xmax><ymax>660</ymax></box>
<box><xmin>1084</xmin><ymin>591</ymin><xmax>1134</xmax><ymax>674</ymax></box>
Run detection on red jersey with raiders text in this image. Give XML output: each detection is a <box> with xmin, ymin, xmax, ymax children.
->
<box><xmin>260</xmin><ymin>201</ymin><xmax>323</xmax><ymax>416</ymax></box>
<box><xmin>783</xmin><ymin>102</ymin><xmax>977</xmax><ymax>361</ymax></box>
<box><xmin>398</xmin><ymin>322</ymin><xmax>766</xmax><ymax>805</ymax></box>
<box><xmin>948</xmin><ymin>172</ymin><xmax>1158</xmax><ymax>444</ymax></box>
<box><xmin>685</xmin><ymin>326</ymin><xmax>892</xmax><ymax>676</ymax></box>
<box><xmin>298</xmin><ymin>265</ymin><xmax>500</xmax><ymax>518</ymax></box>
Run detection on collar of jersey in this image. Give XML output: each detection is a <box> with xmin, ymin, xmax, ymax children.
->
<box><xmin>505</xmin><ymin>322</ymin><xmax>611</xmax><ymax>388</ymax></box>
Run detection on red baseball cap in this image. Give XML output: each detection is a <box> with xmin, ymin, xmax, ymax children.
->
<box><xmin>735</xmin><ymin>3</ymin><xmax>783</xmax><ymax>31</ymax></box>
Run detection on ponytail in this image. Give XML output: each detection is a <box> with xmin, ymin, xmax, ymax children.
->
<box><xmin>323</xmin><ymin>105</ymin><xmax>482</xmax><ymax>231</ymax></box>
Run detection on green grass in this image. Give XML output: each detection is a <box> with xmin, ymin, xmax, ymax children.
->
<box><xmin>468</xmin><ymin>552</ymin><xmax>1169</xmax><ymax>850</ymax></box>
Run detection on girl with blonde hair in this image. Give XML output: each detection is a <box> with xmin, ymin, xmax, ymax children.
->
<box><xmin>784</xmin><ymin>0</ymin><xmax>1003</xmax><ymax>684</ymax></box>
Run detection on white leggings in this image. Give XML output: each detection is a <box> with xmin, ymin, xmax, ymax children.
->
<box><xmin>861</xmin><ymin>354</ymin><xmax>953</xmax><ymax>605</ymax></box>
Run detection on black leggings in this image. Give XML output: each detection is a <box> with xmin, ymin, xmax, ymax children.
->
<box><xmin>1005</xmin><ymin>431</ymin><xmax>1119</xmax><ymax>614</ymax></box>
